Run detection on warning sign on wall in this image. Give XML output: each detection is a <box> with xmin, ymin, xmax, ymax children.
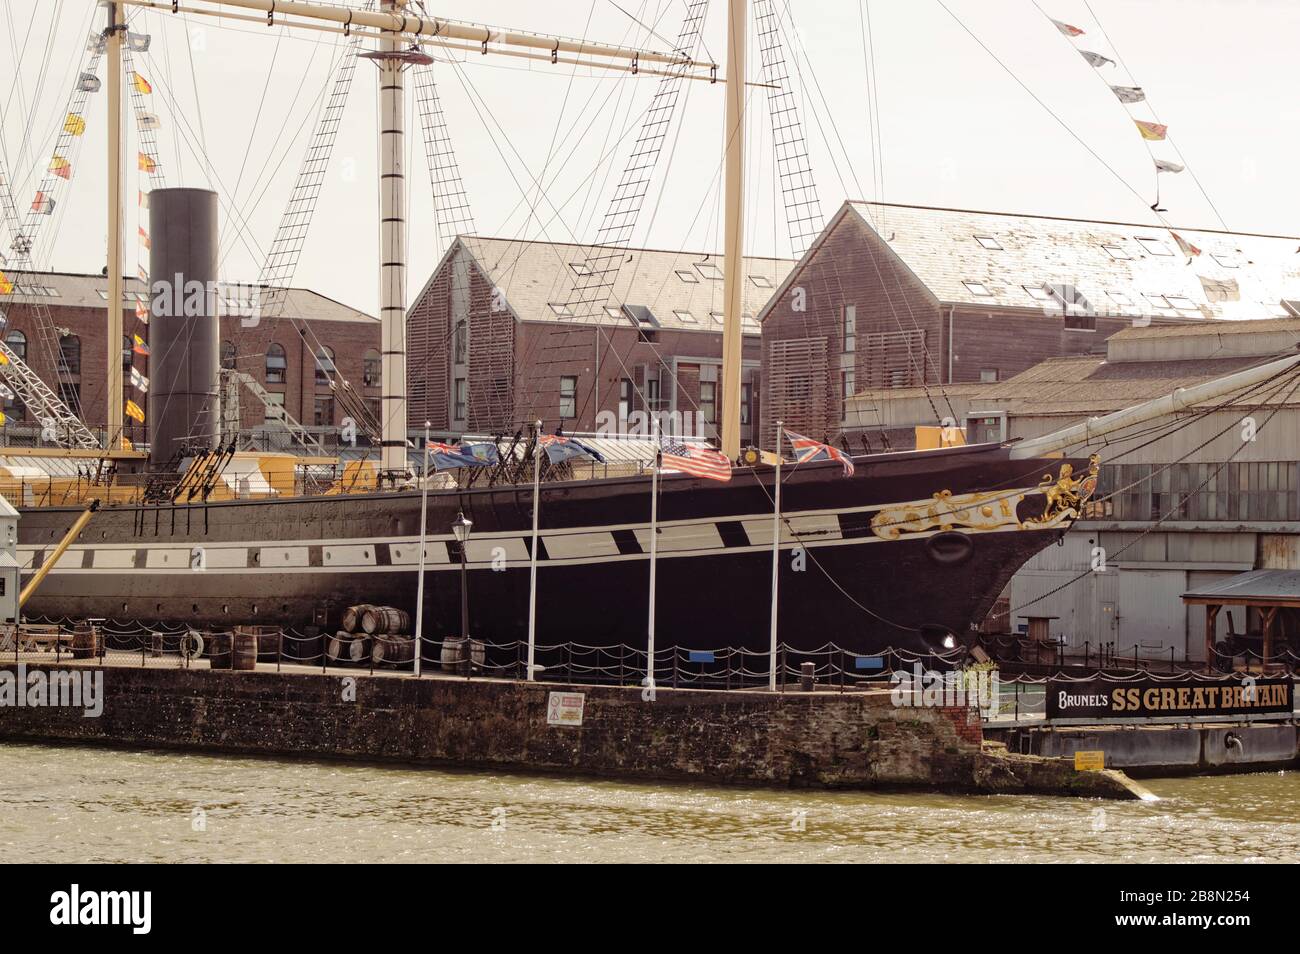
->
<box><xmin>546</xmin><ymin>691</ymin><xmax>585</xmax><ymax>727</ymax></box>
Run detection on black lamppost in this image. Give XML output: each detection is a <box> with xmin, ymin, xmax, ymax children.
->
<box><xmin>451</xmin><ymin>510</ymin><xmax>473</xmax><ymax>672</ymax></box>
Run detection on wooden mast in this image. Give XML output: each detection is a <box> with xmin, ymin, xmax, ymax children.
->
<box><xmin>719</xmin><ymin>0</ymin><xmax>746</xmax><ymax>459</ymax></box>
<box><xmin>105</xmin><ymin>2</ymin><xmax>125</xmax><ymax>448</ymax></box>
<box><xmin>377</xmin><ymin>0</ymin><xmax>408</xmax><ymax>477</ymax></box>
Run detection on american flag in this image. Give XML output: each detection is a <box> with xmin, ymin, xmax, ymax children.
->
<box><xmin>784</xmin><ymin>429</ymin><xmax>855</xmax><ymax>476</ymax></box>
<box><xmin>660</xmin><ymin>438</ymin><xmax>732</xmax><ymax>482</ymax></box>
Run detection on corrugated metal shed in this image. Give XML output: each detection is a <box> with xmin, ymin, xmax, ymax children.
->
<box><xmin>1183</xmin><ymin>568</ymin><xmax>1300</xmax><ymax>604</ymax></box>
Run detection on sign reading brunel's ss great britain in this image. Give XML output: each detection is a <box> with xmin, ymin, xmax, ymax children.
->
<box><xmin>1047</xmin><ymin>677</ymin><xmax>1294</xmax><ymax>721</ymax></box>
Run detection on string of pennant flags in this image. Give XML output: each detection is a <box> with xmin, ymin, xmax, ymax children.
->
<box><xmin>1046</xmin><ymin>11</ymin><xmax>1202</xmax><ymax>263</ymax></box>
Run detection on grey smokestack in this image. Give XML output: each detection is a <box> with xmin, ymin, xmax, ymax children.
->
<box><xmin>147</xmin><ymin>188</ymin><xmax>219</xmax><ymax>466</ymax></box>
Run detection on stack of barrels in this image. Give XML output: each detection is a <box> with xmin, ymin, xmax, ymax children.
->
<box><xmin>330</xmin><ymin>605</ymin><xmax>415</xmax><ymax>667</ymax></box>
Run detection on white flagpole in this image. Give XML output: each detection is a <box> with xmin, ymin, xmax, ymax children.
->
<box><xmin>413</xmin><ymin>421</ymin><xmax>431</xmax><ymax>677</ymax></box>
<box><xmin>769</xmin><ymin>422</ymin><xmax>783</xmax><ymax>691</ymax></box>
<box><xmin>646</xmin><ymin>417</ymin><xmax>660</xmax><ymax>692</ymax></box>
<box><xmin>526</xmin><ymin>420</ymin><xmax>542</xmax><ymax>681</ymax></box>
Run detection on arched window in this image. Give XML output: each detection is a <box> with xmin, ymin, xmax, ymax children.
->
<box><xmin>220</xmin><ymin>340</ymin><xmax>236</xmax><ymax>370</ymax></box>
<box><xmin>363</xmin><ymin>349</ymin><xmax>381</xmax><ymax>388</ymax></box>
<box><xmin>122</xmin><ymin>335</ymin><xmax>132</xmax><ymax>368</ymax></box>
<box><xmin>5</xmin><ymin>330</ymin><xmax>26</xmax><ymax>361</ymax></box>
<box><xmin>58</xmin><ymin>334</ymin><xmax>80</xmax><ymax>375</ymax></box>
<box><xmin>314</xmin><ymin>346</ymin><xmax>335</xmax><ymax>388</ymax></box>
<box><xmin>266</xmin><ymin>342</ymin><xmax>287</xmax><ymax>384</ymax></box>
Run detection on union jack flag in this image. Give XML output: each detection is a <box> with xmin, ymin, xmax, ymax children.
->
<box><xmin>784</xmin><ymin>429</ymin><xmax>855</xmax><ymax>476</ymax></box>
<box><xmin>660</xmin><ymin>438</ymin><xmax>732</xmax><ymax>482</ymax></box>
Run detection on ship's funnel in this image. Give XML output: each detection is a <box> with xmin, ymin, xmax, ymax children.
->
<box><xmin>147</xmin><ymin>188</ymin><xmax>219</xmax><ymax>466</ymax></box>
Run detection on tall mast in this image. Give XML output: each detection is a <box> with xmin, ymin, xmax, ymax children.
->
<box><xmin>106</xmin><ymin>2</ymin><xmax>125</xmax><ymax>447</ymax></box>
<box><xmin>377</xmin><ymin>0</ymin><xmax>408</xmax><ymax>477</ymax></box>
<box><xmin>719</xmin><ymin>0</ymin><xmax>746</xmax><ymax>459</ymax></box>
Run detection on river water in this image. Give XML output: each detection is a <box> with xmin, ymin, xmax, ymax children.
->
<box><xmin>1</xmin><ymin>742</ymin><xmax>1295</xmax><ymax>863</ymax></box>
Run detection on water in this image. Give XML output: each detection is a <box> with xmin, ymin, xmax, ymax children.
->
<box><xmin>1</xmin><ymin>741</ymin><xmax>1296</xmax><ymax>863</ymax></box>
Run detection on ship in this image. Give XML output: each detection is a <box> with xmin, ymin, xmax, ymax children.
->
<box><xmin>7</xmin><ymin>0</ymin><xmax>1291</xmax><ymax>663</ymax></box>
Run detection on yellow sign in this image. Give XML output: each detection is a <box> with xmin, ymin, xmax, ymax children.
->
<box><xmin>1074</xmin><ymin>750</ymin><xmax>1105</xmax><ymax>772</ymax></box>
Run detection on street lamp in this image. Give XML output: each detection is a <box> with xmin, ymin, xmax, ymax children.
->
<box><xmin>451</xmin><ymin>510</ymin><xmax>473</xmax><ymax>674</ymax></box>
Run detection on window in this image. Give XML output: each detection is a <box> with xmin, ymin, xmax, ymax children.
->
<box><xmin>263</xmin><ymin>391</ymin><xmax>285</xmax><ymax>424</ymax></box>
<box><xmin>58</xmin><ymin>335</ymin><xmax>80</xmax><ymax>375</ymax></box>
<box><xmin>1136</xmin><ymin>236</ymin><xmax>1173</xmax><ymax>256</ymax></box>
<box><xmin>1145</xmin><ymin>294</ymin><xmax>1173</xmax><ymax>310</ymax></box>
<box><xmin>58</xmin><ymin>381</ymin><xmax>79</xmax><ymax>410</ymax></box>
<box><xmin>548</xmin><ymin>302</ymin><xmax>575</xmax><ymax>318</ymax></box>
<box><xmin>559</xmin><ymin>375</ymin><xmax>577</xmax><ymax>420</ymax></box>
<box><xmin>974</xmin><ymin>234</ymin><xmax>1002</xmax><ymax>250</ymax></box>
<box><xmin>980</xmin><ymin>369</ymin><xmax>998</xmax><ymax>383</ymax></box>
<box><xmin>674</xmin><ymin>269</ymin><xmax>699</xmax><ymax>284</ymax></box>
<box><xmin>363</xmin><ymin>349</ymin><xmax>381</xmax><ymax>387</ymax></box>
<box><xmin>1101</xmin><ymin>244</ymin><xmax>1131</xmax><ymax>260</ymax></box>
<box><xmin>96</xmin><ymin>289</ymin><xmax>110</xmax><ymax>300</ymax></box>
<box><xmin>5</xmin><ymin>330</ymin><xmax>26</xmax><ymax>361</ymax></box>
<box><xmin>1022</xmin><ymin>284</ymin><xmax>1053</xmax><ymax>301</ymax></box>
<box><xmin>699</xmin><ymin>381</ymin><xmax>716</xmax><ymax>424</ymax></box>
<box><xmin>741</xmin><ymin>383</ymin><xmax>751</xmax><ymax>426</ymax></box>
<box><xmin>122</xmin><ymin>336</ymin><xmax>132</xmax><ymax>369</ymax></box>
<box><xmin>603</xmin><ymin>306</ymin><xmax>623</xmax><ymax>321</ymax></box>
<box><xmin>693</xmin><ymin>262</ymin><xmax>723</xmax><ymax>280</ymax></box>
<box><xmin>313</xmin><ymin>396</ymin><xmax>334</xmax><ymax>427</ymax></box>
<box><xmin>741</xmin><ymin>314</ymin><xmax>761</xmax><ymax>333</ymax></box>
<box><xmin>220</xmin><ymin>340</ymin><xmax>236</xmax><ymax>370</ymax></box>
<box><xmin>1166</xmin><ymin>295</ymin><xmax>1198</xmax><ymax>310</ymax></box>
<box><xmin>569</xmin><ymin>262</ymin><xmax>593</xmax><ymax>276</ymax></box>
<box><xmin>841</xmin><ymin>368</ymin><xmax>856</xmax><ymax>399</ymax></box>
<box><xmin>618</xmin><ymin>378</ymin><xmax>632</xmax><ymax>422</ymax></box>
<box><xmin>843</xmin><ymin>304</ymin><xmax>856</xmax><ymax>353</ymax></box>
<box><xmin>1211</xmin><ymin>252</ymin><xmax>1240</xmax><ymax>268</ymax></box>
<box><xmin>314</xmin><ymin>346</ymin><xmax>335</xmax><ymax>387</ymax></box>
<box><xmin>673</xmin><ymin>310</ymin><xmax>697</xmax><ymax>324</ymax></box>
<box><xmin>1106</xmin><ymin>290</ymin><xmax>1134</xmax><ymax>307</ymax></box>
<box><xmin>750</xmin><ymin>274</ymin><xmax>773</xmax><ymax>288</ymax></box>
<box><xmin>266</xmin><ymin>343</ymin><xmax>287</xmax><ymax>384</ymax></box>
<box><xmin>708</xmin><ymin>311</ymin><xmax>724</xmax><ymax>325</ymax></box>
<box><xmin>962</xmin><ymin>280</ymin><xmax>993</xmax><ymax>297</ymax></box>
<box><xmin>453</xmin><ymin>320</ymin><xmax>467</xmax><ymax>364</ymax></box>
<box><xmin>646</xmin><ymin>376</ymin><xmax>663</xmax><ymax>412</ymax></box>
<box><xmin>453</xmin><ymin>377</ymin><xmax>466</xmax><ymax>421</ymax></box>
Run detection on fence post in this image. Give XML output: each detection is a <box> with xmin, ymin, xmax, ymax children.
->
<box><xmin>278</xmin><ymin>630</ymin><xmax>283</xmax><ymax>672</ymax></box>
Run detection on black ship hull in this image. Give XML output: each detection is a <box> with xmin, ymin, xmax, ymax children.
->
<box><xmin>16</xmin><ymin>442</ymin><xmax>1095</xmax><ymax>656</ymax></box>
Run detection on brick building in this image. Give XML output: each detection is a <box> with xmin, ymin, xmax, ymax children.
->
<box><xmin>0</xmin><ymin>270</ymin><xmax>378</xmax><ymax>443</ymax></box>
<box><xmin>759</xmin><ymin>200</ymin><xmax>1300</xmax><ymax>446</ymax></box>
<box><xmin>407</xmin><ymin>236</ymin><xmax>793</xmax><ymax>442</ymax></box>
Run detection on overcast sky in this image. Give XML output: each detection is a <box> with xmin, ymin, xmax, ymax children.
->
<box><xmin>2</xmin><ymin>0</ymin><xmax>1297</xmax><ymax>315</ymax></box>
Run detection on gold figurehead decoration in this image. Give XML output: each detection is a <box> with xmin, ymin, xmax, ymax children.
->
<box><xmin>870</xmin><ymin>454</ymin><xmax>1101</xmax><ymax>541</ymax></box>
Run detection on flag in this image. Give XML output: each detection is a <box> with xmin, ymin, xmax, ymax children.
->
<box><xmin>1170</xmin><ymin>231</ymin><xmax>1202</xmax><ymax>259</ymax></box>
<box><xmin>1110</xmin><ymin>85</ymin><xmax>1146</xmax><ymax>104</ymax></box>
<box><xmin>138</xmin><ymin>153</ymin><xmax>156</xmax><ymax>172</ymax></box>
<box><xmin>429</xmin><ymin>441</ymin><xmax>498</xmax><ymax>470</ymax></box>
<box><xmin>132</xmin><ymin>334</ymin><xmax>150</xmax><ymax>355</ymax></box>
<box><xmin>138</xmin><ymin>113</ymin><xmax>161</xmax><ymax>131</ymax></box>
<box><xmin>134</xmin><ymin>300</ymin><xmax>148</xmax><ymax>321</ymax></box>
<box><xmin>138</xmin><ymin>227</ymin><xmax>151</xmax><ymax>249</ymax></box>
<box><xmin>138</xmin><ymin>190</ymin><xmax>150</xmax><ymax>210</ymax></box>
<box><xmin>539</xmin><ymin>433</ymin><xmax>606</xmax><ymax>465</ymax></box>
<box><xmin>130</xmin><ymin>367</ymin><xmax>149</xmax><ymax>393</ymax></box>
<box><xmin>1051</xmin><ymin>19</ymin><xmax>1085</xmax><ymax>37</ymax></box>
<box><xmin>78</xmin><ymin>73</ymin><xmax>100</xmax><ymax>93</ymax></box>
<box><xmin>784</xmin><ymin>429</ymin><xmax>855</xmax><ymax>477</ymax></box>
<box><xmin>31</xmin><ymin>192</ymin><xmax>54</xmax><ymax>214</ymax></box>
<box><xmin>125</xmin><ymin>399</ymin><xmax>145</xmax><ymax>423</ymax></box>
<box><xmin>659</xmin><ymin>438</ymin><xmax>732</xmax><ymax>482</ymax></box>
<box><xmin>131</xmin><ymin>72</ymin><xmax>152</xmax><ymax>95</ymax></box>
<box><xmin>63</xmin><ymin>113</ymin><xmax>86</xmax><ymax>136</ymax></box>
<box><xmin>0</xmin><ymin>410</ymin><xmax>6</xmax><ymax>425</ymax></box>
<box><xmin>0</xmin><ymin>271</ymin><xmax>11</xmax><ymax>295</ymax></box>
<box><xmin>126</xmin><ymin>32</ymin><xmax>151</xmax><ymax>53</ymax></box>
<box><xmin>137</xmin><ymin>265</ymin><xmax>148</xmax><ymax>283</ymax></box>
<box><xmin>48</xmin><ymin>156</ymin><xmax>71</xmax><ymax>180</ymax></box>
<box><xmin>1134</xmin><ymin>119</ymin><xmax>1168</xmax><ymax>141</ymax></box>
<box><xmin>1154</xmin><ymin>159</ymin><xmax>1185</xmax><ymax>174</ymax></box>
<box><xmin>0</xmin><ymin>352</ymin><xmax>8</xmax><ymax>365</ymax></box>
<box><xmin>1079</xmin><ymin>50</ymin><xmax>1115</xmax><ymax>68</ymax></box>
<box><xmin>1199</xmin><ymin>275</ymin><xmax>1240</xmax><ymax>303</ymax></box>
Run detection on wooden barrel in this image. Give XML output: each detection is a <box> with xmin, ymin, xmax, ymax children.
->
<box><xmin>231</xmin><ymin>630</ymin><xmax>258</xmax><ymax>671</ymax></box>
<box><xmin>372</xmin><ymin>635</ymin><xmax>414</xmax><ymax>666</ymax></box>
<box><xmin>348</xmin><ymin>635</ymin><xmax>371</xmax><ymax>663</ymax></box>
<box><xmin>71</xmin><ymin>624</ymin><xmax>101</xmax><ymax>660</ymax></box>
<box><xmin>342</xmin><ymin>605</ymin><xmax>373</xmax><ymax>634</ymax></box>
<box><xmin>326</xmin><ymin>632</ymin><xmax>353</xmax><ymax>663</ymax></box>
<box><xmin>208</xmin><ymin>631</ymin><xmax>233</xmax><ymax>669</ymax></box>
<box><xmin>236</xmin><ymin>625</ymin><xmax>282</xmax><ymax>661</ymax></box>
<box><xmin>361</xmin><ymin>606</ymin><xmax>410</xmax><ymax>635</ymax></box>
<box><xmin>439</xmin><ymin>637</ymin><xmax>485</xmax><ymax>674</ymax></box>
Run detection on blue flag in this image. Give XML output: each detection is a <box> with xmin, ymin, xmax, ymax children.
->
<box><xmin>430</xmin><ymin>441</ymin><xmax>498</xmax><ymax>470</ymax></box>
<box><xmin>540</xmin><ymin>434</ymin><xmax>605</xmax><ymax>465</ymax></box>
